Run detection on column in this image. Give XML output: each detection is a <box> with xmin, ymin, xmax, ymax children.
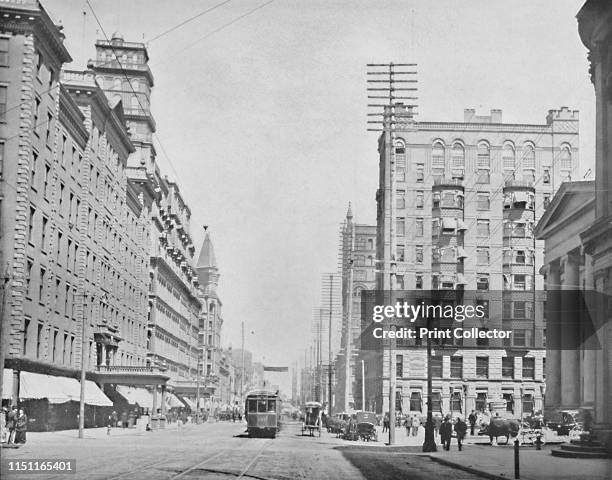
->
<box><xmin>560</xmin><ymin>252</ymin><xmax>580</xmax><ymax>408</ymax></box>
<box><xmin>582</xmin><ymin>253</ymin><xmax>596</xmax><ymax>406</ymax></box>
<box><xmin>151</xmin><ymin>384</ymin><xmax>158</xmax><ymax>418</ymax></box>
<box><xmin>101</xmin><ymin>344</ymin><xmax>107</xmax><ymax>366</ymax></box>
<box><xmin>161</xmin><ymin>385</ymin><xmax>167</xmax><ymax>416</ymax></box>
<box><xmin>544</xmin><ymin>261</ymin><xmax>561</xmax><ymax>412</ymax></box>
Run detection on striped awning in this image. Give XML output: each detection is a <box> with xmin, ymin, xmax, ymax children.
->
<box><xmin>115</xmin><ymin>386</ymin><xmax>154</xmax><ymax>409</ymax></box>
<box><xmin>16</xmin><ymin>371</ymin><xmax>112</xmax><ymax>406</ymax></box>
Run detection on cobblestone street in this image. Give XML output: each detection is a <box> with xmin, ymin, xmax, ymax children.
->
<box><xmin>1</xmin><ymin>421</ymin><xmax>490</xmax><ymax>480</ymax></box>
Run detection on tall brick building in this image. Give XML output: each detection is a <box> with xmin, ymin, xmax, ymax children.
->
<box><xmin>367</xmin><ymin>105</ymin><xmax>579</xmax><ymax>417</ymax></box>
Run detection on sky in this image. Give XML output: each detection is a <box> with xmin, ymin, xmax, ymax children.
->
<box><xmin>44</xmin><ymin>0</ymin><xmax>595</xmax><ymax>390</ymax></box>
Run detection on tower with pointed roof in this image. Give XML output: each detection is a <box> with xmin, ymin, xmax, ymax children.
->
<box><xmin>196</xmin><ymin>230</ymin><xmax>220</xmax><ymax>297</ymax></box>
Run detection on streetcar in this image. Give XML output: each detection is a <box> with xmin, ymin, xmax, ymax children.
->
<box><xmin>245</xmin><ymin>390</ymin><xmax>281</xmax><ymax>438</ymax></box>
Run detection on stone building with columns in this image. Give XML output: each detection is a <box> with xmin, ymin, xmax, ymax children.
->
<box><xmin>367</xmin><ymin>105</ymin><xmax>579</xmax><ymax>418</ymax></box>
<box><xmin>535</xmin><ymin>0</ymin><xmax>612</xmax><ymax>450</ymax></box>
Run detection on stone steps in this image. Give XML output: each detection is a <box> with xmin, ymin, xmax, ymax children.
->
<box><xmin>551</xmin><ymin>441</ymin><xmax>610</xmax><ymax>459</ymax></box>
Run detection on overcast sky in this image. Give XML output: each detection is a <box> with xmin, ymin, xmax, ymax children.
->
<box><xmin>45</xmin><ymin>0</ymin><xmax>594</xmax><ymax>390</ymax></box>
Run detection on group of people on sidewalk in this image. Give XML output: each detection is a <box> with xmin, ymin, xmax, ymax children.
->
<box><xmin>439</xmin><ymin>415</ymin><xmax>468</xmax><ymax>451</ymax></box>
<box><xmin>1</xmin><ymin>405</ymin><xmax>28</xmax><ymax>445</ymax></box>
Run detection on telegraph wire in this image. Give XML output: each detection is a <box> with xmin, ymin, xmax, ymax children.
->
<box><xmin>147</xmin><ymin>0</ymin><xmax>233</xmax><ymax>43</ymax></box>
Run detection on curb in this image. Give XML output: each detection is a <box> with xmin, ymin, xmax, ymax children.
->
<box><xmin>428</xmin><ymin>455</ymin><xmax>511</xmax><ymax>480</ymax></box>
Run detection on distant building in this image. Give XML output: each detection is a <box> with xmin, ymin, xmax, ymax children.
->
<box><xmin>335</xmin><ymin>204</ymin><xmax>376</xmax><ymax>411</ymax></box>
<box><xmin>368</xmin><ymin>105</ymin><xmax>578</xmax><ymax>417</ymax></box>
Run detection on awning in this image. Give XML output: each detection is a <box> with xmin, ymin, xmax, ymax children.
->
<box><xmin>165</xmin><ymin>392</ymin><xmax>183</xmax><ymax>408</ymax></box>
<box><xmin>17</xmin><ymin>372</ymin><xmax>112</xmax><ymax>406</ymax></box>
<box><xmin>442</xmin><ymin>217</ymin><xmax>457</xmax><ymax>230</ymax></box>
<box><xmin>115</xmin><ymin>386</ymin><xmax>154</xmax><ymax>409</ymax></box>
<box><xmin>180</xmin><ymin>396</ymin><xmax>196</xmax><ymax>410</ymax></box>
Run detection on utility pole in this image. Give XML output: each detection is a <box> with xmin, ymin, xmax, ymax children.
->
<box><xmin>366</xmin><ymin>62</ymin><xmax>417</xmax><ymax>446</ymax></box>
<box><xmin>328</xmin><ymin>273</ymin><xmax>333</xmax><ymax>417</ymax></box>
<box><xmin>344</xmin><ymin>212</ymin><xmax>355</xmax><ymax>412</ymax></box>
<box><xmin>241</xmin><ymin>321</ymin><xmax>245</xmax><ymax>404</ymax></box>
<box><xmin>0</xmin><ymin>263</ymin><xmax>12</xmax><ymax>408</ymax></box>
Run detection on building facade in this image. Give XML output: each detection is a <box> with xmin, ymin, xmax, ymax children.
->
<box><xmin>368</xmin><ymin>105</ymin><xmax>578</xmax><ymax>417</ymax></box>
<box><xmin>536</xmin><ymin>0</ymin><xmax>612</xmax><ymax>451</ymax></box>
<box><xmin>335</xmin><ymin>204</ymin><xmax>376</xmax><ymax>411</ymax></box>
<box><xmin>91</xmin><ymin>34</ymin><xmax>204</xmax><ymax>403</ymax></box>
<box><xmin>0</xmin><ymin>0</ymin><xmax>157</xmax><ymax>427</ymax></box>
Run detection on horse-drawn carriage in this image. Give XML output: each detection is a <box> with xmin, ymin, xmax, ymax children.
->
<box><xmin>301</xmin><ymin>401</ymin><xmax>322</xmax><ymax>437</ymax></box>
<box><xmin>355</xmin><ymin>411</ymin><xmax>378</xmax><ymax>442</ymax></box>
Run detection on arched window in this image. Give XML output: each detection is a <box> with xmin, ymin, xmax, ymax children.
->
<box><xmin>522</xmin><ymin>144</ymin><xmax>536</xmax><ymax>169</ymax></box>
<box><xmin>131</xmin><ymin>79</ymin><xmax>139</xmax><ymax>91</ymax></box>
<box><xmin>432</xmin><ymin>141</ymin><xmax>445</xmax><ymax>167</ymax></box>
<box><xmin>477</xmin><ymin>142</ymin><xmax>490</xmax><ymax>168</ymax></box>
<box><xmin>452</xmin><ymin>143</ymin><xmax>465</xmax><ymax>168</ymax></box>
<box><xmin>112</xmin><ymin>78</ymin><xmax>121</xmax><ymax>90</ymax></box>
<box><xmin>502</xmin><ymin>143</ymin><xmax>515</xmax><ymax>170</ymax></box>
<box><xmin>559</xmin><ymin>145</ymin><xmax>571</xmax><ymax>170</ymax></box>
<box><xmin>130</xmin><ymin>96</ymin><xmax>139</xmax><ymax>110</ymax></box>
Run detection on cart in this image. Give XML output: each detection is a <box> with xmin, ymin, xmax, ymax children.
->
<box><xmin>301</xmin><ymin>401</ymin><xmax>322</xmax><ymax>437</ymax></box>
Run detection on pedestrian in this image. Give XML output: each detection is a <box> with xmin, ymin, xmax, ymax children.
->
<box><xmin>121</xmin><ymin>411</ymin><xmax>128</xmax><ymax>429</ymax></box>
<box><xmin>440</xmin><ymin>415</ymin><xmax>453</xmax><ymax>451</ymax></box>
<box><xmin>454</xmin><ymin>416</ymin><xmax>468</xmax><ymax>451</ymax></box>
<box><xmin>433</xmin><ymin>414</ymin><xmax>442</xmax><ymax>439</ymax></box>
<box><xmin>7</xmin><ymin>405</ymin><xmax>18</xmax><ymax>444</ymax></box>
<box><xmin>468</xmin><ymin>410</ymin><xmax>477</xmax><ymax>436</ymax></box>
<box><xmin>382</xmin><ymin>413</ymin><xmax>389</xmax><ymax>433</ymax></box>
<box><xmin>404</xmin><ymin>416</ymin><xmax>410</xmax><ymax>436</ymax></box>
<box><xmin>14</xmin><ymin>408</ymin><xmax>27</xmax><ymax>444</ymax></box>
<box><xmin>111</xmin><ymin>410</ymin><xmax>118</xmax><ymax>428</ymax></box>
<box><xmin>0</xmin><ymin>406</ymin><xmax>8</xmax><ymax>443</ymax></box>
<box><xmin>411</xmin><ymin>414</ymin><xmax>420</xmax><ymax>436</ymax></box>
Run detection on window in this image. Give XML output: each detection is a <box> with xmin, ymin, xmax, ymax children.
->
<box><xmin>514</xmin><ymin>274</ymin><xmax>526</xmax><ymax>290</ymax></box>
<box><xmin>416</xmin><ymin>191</ymin><xmax>424</xmax><ymax>209</ymax></box>
<box><xmin>476</xmin><ymin>356</ymin><xmax>489</xmax><ymax>378</ymax></box>
<box><xmin>450</xmin><ymin>356</ymin><xmax>462</xmax><ymax>378</ymax></box>
<box><xmin>502</xmin><ymin>357</ymin><xmax>514</xmax><ymax>378</ymax></box>
<box><xmin>0</xmin><ymin>141</ymin><xmax>3</xmax><ymax>178</ymax></box>
<box><xmin>416</xmin><ymin>164</ymin><xmax>424</xmax><ymax>183</ymax></box>
<box><xmin>41</xmin><ymin>216</ymin><xmax>48</xmax><ymax>250</ymax></box>
<box><xmin>36</xmin><ymin>322</ymin><xmax>43</xmax><ymax>358</ymax></box>
<box><xmin>477</xmin><ymin>193</ymin><xmax>489</xmax><ymax>210</ymax></box>
<box><xmin>476</xmin><ymin>275</ymin><xmax>489</xmax><ymax>291</ymax></box>
<box><xmin>451</xmin><ymin>391</ymin><xmax>462</xmax><ymax>412</ymax></box>
<box><xmin>477</xmin><ymin>328</ymin><xmax>489</xmax><ymax>347</ymax></box>
<box><xmin>432</xmin><ymin>142</ymin><xmax>445</xmax><ymax>166</ymax></box>
<box><xmin>476</xmin><ymin>299</ymin><xmax>489</xmax><ymax>318</ymax></box>
<box><xmin>43</xmin><ymin>163</ymin><xmax>50</xmax><ymax>197</ymax></box>
<box><xmin>416</xmin><ymin>218</ymin><xmax>424</xmax><ymax>236</ymax></box>
<box><xmin>543</xmin><ymin>193</ymin><xmax>551</xmax><ymax>208</ymax></box>
<box><xmin>415</xmin><ymin>274</ymin><xmax>423</xmax><ymax>289</ymax></box>
<box><xmin>415</xmin><ymin>246</ymin><xmax>423</xmax><ymax>264</ymax></box>
<box><xmin>522</xmin><ymin>357</ymin><xmax>535</xmax><ymax>380</ymax></box>
<box><xmin>477</xmin><ymin>143</ymin><xmax>490</xmax><ymax>168</ymax></box>
<box><xmin>397</xmin><ymin>245</ymin><xmax>405</xmax><ymax>262</ymax></box>
<box><xmin>396</xmin><ymin>190</ymin><xmax>405</xmax><ymax>209</ymax></box>
<box><xmin>396</xmin><ymin>217</ymin><xmax>405</xmax><ymax>236</ymax></box>
<box><xmin>475</xmin><ymin>392</ymin><xmax>487</xmax><ymax>412</ymax></box>
<box><xmin>410</xmin><ymin>392</ymin><xmax>422</xmax><ymax>412</ymax></box>
<box><xmin>477</xmin><ymin>169</ymin><xmax>490</xmax><ymax>184</ymax></box>
<box><xmin>523</xmin><ymin>144</ymin><xmax>536</xmax><ymax>169</ymax></box>
<box><xmin>431</xmin><ymin>356</ymin><xmax>442</xmax><ymax>377</ymax></box>
<box><xmin>431</xmin><ymin>392</ymin><xmax>442</xmax><ymax>412</ymax></box>
<box><xmin>0</xmin><ymin>37</ymin><xmax>8</xmax><ymax>66</ymax></box>
<box><xmin>46</xmin><ymin>112</ymin><xmax>53</xmax><ymax>144</ymax></box>
<box><xmin>476</xmin><ymin>247</ymin><xmax>489</xmax><ymax>265</ymax></box>
<box><xmin>396</xmin><ymin>275</ymin><xmax>404</xmax><ymax>289</ymax></box>
<box><xmin>560</xmin><ymin>145</ymin><xmax>571</xmax><ymax>170</ymax></box>
<box><xmin>432</xmin><ymin>192</ymin><xmax>440</xmax><ymax>209</ymax></box>
<box><xmin>396</xmin><ymin>355</ymin><xmax>403</xmax><ymax>378</ymax></box>
<box><xmin>477</xmin><ymin>219</ymin><xmax>490</xmax><ymax>237</ymax></box>
<box><xmin>514</xmin><ymin>301</ymin><xmax>526</xmax><ymax>318</ymax></box>
<box><xmin>0</xmin><ymin>85</ymin><xmax>6</xmax><ymax>122</ymax></box>
<box><xmin>28</xmin><ymin>207</ymin><xmax>35</xmax><ymax>243</ymax></box>
<box><xmin>514</xmin><ymin>330</ymin><xmax>527</xmax><ymax>346</ymax></box>
<box><xmin>543</xmin><ymin>168</ymin><xmax>551</xmax><ymax>184</ymax></box>
<box><xmin>51</xmin><ymin>329</ymin><xmax>58</xmax><ymax>362</ymax></box>
<box><xmin>522</xmin><ymin>394</ymin><xmax>534</xmax><ymax>414</ymax></box>
<box><xmin>452</xmin><ymin>143</ymin><xmax>465</xmax><ymax>168</ymax></box>
<box><xmin>523</xmin><ymin>169</ymin><xmax>536</xmax><ymax>183</ymax></box>
<box><xmin>502</xmin><ymin>144</ymin><xmax>515</xmax><ymax>170</ymax></box>
<box><xmin>503</xmin><ymin>393</ymin><xmax>514</xmax><ymax>413</ymax></box>
<box><xmin>432</xmin><ymin>218</ymin><xmax>439</xmax><ymax>237</ymax></box>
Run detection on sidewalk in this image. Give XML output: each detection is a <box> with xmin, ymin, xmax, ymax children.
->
<box><xmin>428</xmin><ymin>444</ymin><xmax>611</xmax><ymax>480</ymax></box>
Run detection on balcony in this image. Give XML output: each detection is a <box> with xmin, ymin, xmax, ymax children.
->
<box><xmin>503</xmin><ymin>179</ymin><xmax>535</xmax><ymax>192</ymax></box>
<box><xmin>433</xmin><ymin>177</ymin><xmax>464</xmax><ymax>188</ymax></box>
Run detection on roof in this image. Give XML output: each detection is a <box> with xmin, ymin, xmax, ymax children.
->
<box><xmin>196</xmin><ymin>231</ymin><xmax>217</xmax><ymax>270</ymax></box>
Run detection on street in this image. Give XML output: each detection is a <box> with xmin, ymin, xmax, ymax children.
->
<box><xmin>0</xmin><ymin>421</ymin><xmax>487</xmax><ymax>480</ymax></box>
